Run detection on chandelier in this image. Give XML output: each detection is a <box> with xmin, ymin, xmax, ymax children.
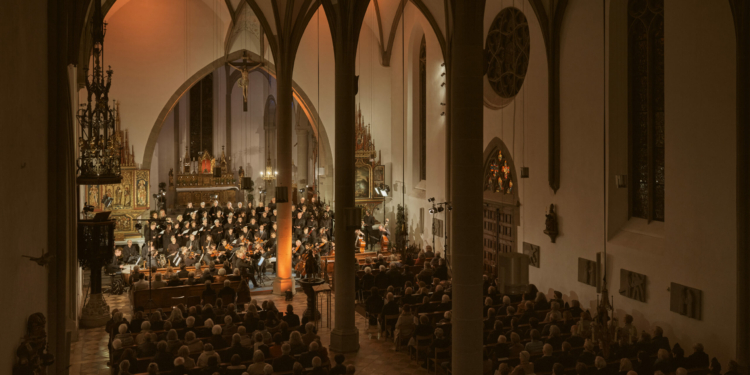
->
<box><xmin>76</xmin><ymin>0</ymin><xmax>122</xmax><ymax>185</ymax></box>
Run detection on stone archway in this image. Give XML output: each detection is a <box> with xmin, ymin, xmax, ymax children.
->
<box><xmin>141</xmin><ymin>49</ymin><xmax>334</xmax><ymax>186</ymax></box>
<box><xmin>482</xmin><ymin>137</ymin><xmax>521</xmax><ymax>277</ymax></box>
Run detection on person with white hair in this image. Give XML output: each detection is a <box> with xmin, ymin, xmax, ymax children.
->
<box><xmin>308</xmin><ymin>356</ymin><xmax>327</xmax><ymax>375</ymax></box>
<box><xmin>246</xmin><ymin>350</ymin><xmax>267</xmax><ymax>375</ymax></box>
<box><xmin>519</xmin><ymin>351</ymin><xmax>535</xmax><ymax>374</ymax></box>
<box><xmin>302</xmin><ymin>322</ymin><xmax>320</xmax><ymax>347</ymax></box>
<box><xmin>209</xmin><ymin>324</ymin><xmax>227</xmax><ymax>350</ymax></box>
<box><xmin>440</xmin><ymin>311</ymin><xmax>452</xmax><ymax>324</ymax></box>
<box><xmin>111</xmin><ymin>339</ymin><xmax>124</xmax><ymax>362</ymax></box>
<box><xmin>196</xmin><ymin>343</ymin><xmax>220</xmax><ymax>368</ymax></box>
<box><xmin>171</xmin><ymin>357</ymin><xmax>187</xmax><ymax>374</ymax></box>
<box><xmin>438</xmin><ymin>293</ymin><xmax>452</xmax><ymax>311</ymax></box>
<box><xmin>114</xmin><ymin>324</ymin><xmax>134</xmax><ymax>346</ymax></box>
<box><xmin>423</xmin><ymin>328</ymin><xmax>450</xmax><ymax>369</ymax></box>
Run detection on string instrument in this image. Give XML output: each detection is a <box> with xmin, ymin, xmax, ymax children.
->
<box><xmin>380</xmin><ymin>233</ymin><xmax>390</xmax><ymax>252</ymax></box>
<box><xmin>356</xmin><ymin>235</ymin><xmax>366</xmax><ymax>253</ymax></box>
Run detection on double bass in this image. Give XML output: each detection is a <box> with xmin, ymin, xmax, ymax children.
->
<box><xmin>380</xmin><ymin>232</ymin><xmax>390</xmax><ymax>252</ymax></box>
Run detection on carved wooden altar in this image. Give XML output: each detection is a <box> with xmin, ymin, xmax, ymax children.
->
<box><xmin>173</xmin><ymin>147</ymin><xmax>241</xmax><ymax>208</ymax></box>
<box><xmin>353</xmin><ymin>105</ymin><xmax>387</xmax><ymax>217</ymax></box>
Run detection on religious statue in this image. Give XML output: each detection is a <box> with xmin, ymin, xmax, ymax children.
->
<box><xmin>137</xmin><ymin>180</ymin><xmax>147</xmax><ymax>207</ymax></box>
<box><xmin>227</xmin><ymin>51</ymin><xmax>263</xmax><ymax>111</ymax></box>
<box><xmin>88</xmin><ymin>186</ymin><xmax>98</xmax><ymax>208</ymax></box>
<box><xmin>544</xmin><ymin>203</ymin><xmax>558</xmax><ymax>243</ymax></box>
<box><xmin>13</xmin><ymin>313</ymin><xmax>54</xmax><ymax>375</ymax></box>
<box><xmin>168</xmin><ymin>168</ymin><xmax>174</xmax><ymax>187</ymax></box>
<box><xmin>123</xmin><ymin>185</ymin><xmax>131</xmax><ymax>207</ymax></box>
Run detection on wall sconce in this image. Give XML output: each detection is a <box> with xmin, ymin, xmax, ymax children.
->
<box><xmin>521</xmin><ymin>167</ymin><xmax>530</xmax><ymax>178</ymax></box>
<box><xmin>440</xmin><ymin>63</ymin><xmax>445</xmax><ymax>67</ymax></box>
<box><xmin>440</xmin><ymin>112</ymin><xmax>445</xmax><ymax>116</ymax></box>
<box><xmin>615</xmin><ymin>175</ymin><xmax>628</xmax><ymax>188</ymax></box>
<box><xmin>441</xmin><ymin>72</ymin><xmax>446</xmax><ymax>76</ymax></box>
<box><xmin>441</xmin><ymin>82</ymin><xmax>446</xmax><ymax>87</ymax></box>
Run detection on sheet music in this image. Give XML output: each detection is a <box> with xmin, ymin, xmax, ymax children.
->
<box><xmin>159</xmin><ymin>230</ymin><xmax>164</xmax><ymax>234</ymax></box>
<box><xmin>173</xmin><ymin>256</ymin><xmax>181</xmax><ymax>266</ymax></box>
<box><xmin>192</xmin><ymin>231</ymin><xmax>199</xmax><ymax>235</ymax></box>
<box><xmin>182</xmin><ymin>229</ymin><xmax>190</xmax><ymax>234</ymax></box>
<box><xmin>269</xmin><ymin>257</ymin><xmax>277</xmax><ymax>262</ymax></box>
<box><xmin>257</xmin><ymin>258</ymin><xmax>264</xmax><ymax>266</ymax></box>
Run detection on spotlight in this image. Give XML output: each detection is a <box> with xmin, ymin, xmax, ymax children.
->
<box><xmin>429</xmin><ymin>208</ymin><xmax>435</xmax><ymax>214</ymax></box>
<box><xmin>427</xmin><ymin>197</ymin><xmax>435</xmax><ymax>202</ymax></box>
<box><xmin>135</xmin><ymin>223</ymin><xmax>143</xmax><ymax>230</ymax></box>
<box><xmin>448</xmin><ymin>205</ymin><xmax>453</xmax><ymax>211</ymax></box>
<box><xmin>299</xmin><ymin>188</ymin><xmax>305</xmax><ymax>194</ymax></box>
<box><xmin>83</xmin><ymin>204</ymin><xmax>95</xmax><ymax>213</ymax></box>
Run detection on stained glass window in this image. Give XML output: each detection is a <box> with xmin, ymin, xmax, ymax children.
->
<box><xmin>189</xmin><ymin>73</ymin><xmax>214</xmax><ymax>159</ymax></box>
<box><xmin>628</xmin><ymin>0</ymin><xmax>664</xmax><ymax>222</ymax></box>
<box><xmin>484</xmin><ymin>150</ymin><xmax>514</xmax><ymax>194</ymax></box>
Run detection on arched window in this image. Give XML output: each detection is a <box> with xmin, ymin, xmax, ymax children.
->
<box><xmin>418</xmin><ymin>35</ymin><xmax>427</xmax><ymax>181</ymax></box>
<box><xmin>628</xmin><ymin>0</ymin><xmax>664</xmax><ymax>222</ymax></box>
<box><xmin>189</xmin><ymin>73</ymin><xmax>214</xmax><ymax>158</ymax></box>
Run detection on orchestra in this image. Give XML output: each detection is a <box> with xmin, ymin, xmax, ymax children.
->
<box><xmin>111</xmin><ymin>195</ymin><xmax>391</xmax><ymax>291</ymax></box>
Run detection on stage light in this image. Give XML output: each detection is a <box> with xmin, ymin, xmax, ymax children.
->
<box><xmin>210</xmin><ymin>194</ymin><xmax>219</xmax><ymax>200</ymax></box>
<box><xmin>428</xmin><ymin>197</ymin><xmax>435</xmax><ymax>202</ymax></box>
<box><xmin>429</xmin><ymin>208</ymin><xmax>435</xmax><ymax>214</ymax></box>
<box><xmin>135</xmin><ymin>223</ymin><xmax>143</xmax><ymax>230</ymax></box>
<box><xmin>83</xmin><ymin>204</ymin><xmax>95</xmax><ymax>213</ymax></box>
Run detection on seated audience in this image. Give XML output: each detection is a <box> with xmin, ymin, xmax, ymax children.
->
<box><xmin>534</xmin><ymin>344</ymin><xmax>557</xmax><ymax>373</ymax></box>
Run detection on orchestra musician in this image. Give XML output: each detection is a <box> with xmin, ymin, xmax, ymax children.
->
<box><xmin>185</xmin><ymin>233</ymin><xmax>200</xmax><ymax>255</ymax></box>
<box><xmin>303</xmin><ymin>244</ymin><xmax>320</xmax><ymax>279</ymax></box>
<box><xmin>107</xmin><ymin>248</ymin><xmax>126</xmax><ymax>273</ymax></box>
<box><xmin>166</xmin><ymin>235</ymin><xmax>180</xmax><ymax>262</ymax></box>
<box><xmin>354</xmin><ymin>229</ymin><xmax>366</xmax><ymax>253</ymax></box>
<box><xmin>225</xmin><ymin>228</ymin><xmax>237</xmax><ymax>245</ymax></box>
<box><xmin>293</xmin><ymin>212</ymin><xmax>305</xmax><ymax>240</ymax></box>
<box><xmin>122</xmin><ymin>240</ymin><xmax>140</xmax><ymax>264</ymax></box>
<box><xmin>144</xmin><ymin>221</ymin><xmax>160</xmax><ymax>250</ymax></box>
<box><xmin>378</xmin><ymin>225</ymin><xmax>391</xmax><ymax>253</ymax></box>
<box><xmin>219</xmin><ymin>239</ymin><xmax>234</xmax><ymax>263</ymax></box>
<box><xmin>363</xmin><ymin>210</ymin><xmax>375</xmax><ymax>251</ymax></box>
<box><xmin>211</xmin><ymin>219</ymin><xmax>224</xmax><ymax>243</ymax></box>
<box><xmin>317</xmin><ymin>235</ymin><xmax>332</xmax><ymax>256</ymax></box>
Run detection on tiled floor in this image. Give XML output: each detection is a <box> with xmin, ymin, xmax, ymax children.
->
<box><xmin>69</xmin><ymin>274</ymin><xmax>429</xmax><ymax>375</ymax></box>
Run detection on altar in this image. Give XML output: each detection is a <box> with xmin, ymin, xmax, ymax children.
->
<box><xmin>170</xmin><ymin>147</ymin><xmax>242</xmax><ymax>209</ymax></box>
<box><xmin>353</xmin><ymin>105</ymin><xmax>387</xmax><ymax>219</ymax></box>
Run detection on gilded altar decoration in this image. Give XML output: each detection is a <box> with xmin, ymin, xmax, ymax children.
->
<box><xmin>135</xmin><ymin>170</ymin><xmax>150</xmax><ymax>209</ymax></box>
<box><xmin>76</xmin><ymin>0</ymin><xmax>122</xmax><ymax>185</ymax></box>
<box><xmin>485</xmin><ymin>150</ymin><xmax>514</xmax><ymax>194</ymax></box>
<box><xmin>175</xmin><ymin>148</ymin><xmax>238</xmax><ymax>188</ymax></box>
<box><xmin>13</xmin><ymin>313</ymin><xmax>54</xmax><ymax>375</ymax></box>
<box><xmin>353</xmin><ymin>105</ymin><xmax>387</xmax><ymax>216</ymax></box>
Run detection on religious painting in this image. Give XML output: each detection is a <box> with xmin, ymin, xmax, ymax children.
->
<box><xmin>355</xmin><ymin>164</ymin><xmax>371</xmax><ymax>199</ymax></box>
<box><xmin>523</xmin><ymin>242</ymin><xmax>540</xmax><ymax>268</ymax></box>
<box><xmin>134</xmin><ymin>170</ymin><xmax>150</xmax><ymax>209</ymax></box>
<box><xmin>619</xmin><ymin>269</ymin><xmax>647</xmax><ymax>302</ymax></box>
<box><xmin>374</xmin><ymin>165</ymin><xmax>385</xmax><ymax>183</ymax></box>
<box><xmin>116</xmin><ymin>170</ymin><xmax>135</xmax><ymax>209</ymax></box>
<box><xmin>484</xmin><ymin>149</ymin><xmax>514</xmax><ymax>194</ymax></box>
<box><xmin>86</xmin><ymin>185</ymin><xmax>102</xmax><ymax>211</ymax></box>
<box><xmin>115</xmin><ymin>215</ymin><xmax>132</xmax><ymax>231</ymax></box>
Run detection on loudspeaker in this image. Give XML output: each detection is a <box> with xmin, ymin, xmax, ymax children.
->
<box><xmin>275</xmin><ymin>186</ymin><xmax>289</xmax><ymax>203</ymax></box>
<box><xmin>241</xmin><ymin>177</ymin><xmax>253</xmax><ymax>190</ymax></box>
<box><xmin>213</xmin><ymin>168</ymin><xmax>222</xmax><ymax>177</ymax></box>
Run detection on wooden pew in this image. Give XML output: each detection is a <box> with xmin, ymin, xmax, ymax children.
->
<box><xmin>130</xmin><ymin>280</ymin><xmax>243</xmax><ymax>311</ymax></box>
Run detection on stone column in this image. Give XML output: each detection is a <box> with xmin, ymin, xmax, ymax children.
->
<box><xmin>449</xmin><ymin>1</ymin><xmax>485</xmax><ymax>374</ymax></box>
<box><xmin>330</xmin><ymin>25</ymin><xmax>360</xmax><ymax>355</ymax></box>
<box><xmin>273</xmin><ymin>68</ymin><xmax>295</xmax><ymax>295</ymax></box>
<box><xmin>296</xmin><ymin>126</ymin><xmax>309</xmax><ymax>187</ymax></box>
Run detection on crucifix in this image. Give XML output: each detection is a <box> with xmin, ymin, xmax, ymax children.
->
<box><xmin>227</xmin><ymin>51</ymin><xmax>263</xmax><ymax>111</ymax></box>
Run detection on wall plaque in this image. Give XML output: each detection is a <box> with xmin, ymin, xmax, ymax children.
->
<box><xmin>578</xmin><ymin>258</ymin><xmax>598</xmax><ymax>287</ymax></box>
<box><xmin>670</xmin><ymin>282</ymin><xmax>702</xmax><ymax>320</ymax></box>
<box><xmin>619</xmin><ymin>269</ymin><xmax>647</xmax><ymax>302</ymax></box>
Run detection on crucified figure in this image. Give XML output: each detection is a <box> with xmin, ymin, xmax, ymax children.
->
<box><xmin>227</xmin><ymin>51</ymin><xmax>263</xmax><ymax>110</ymax></box>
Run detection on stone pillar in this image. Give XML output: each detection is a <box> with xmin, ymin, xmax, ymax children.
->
<box><xmin>297</xmin><ymin>126</ymin><xmax>309</xmax><ymax>186</ymax></box>
<box><xmin>449</xmin><ymin>1</ymin><xmax>485</xmax><ymax>374</ymax></box>
<box><xmin>330</xmin><ymin>25</ymin><xmax>360</xmax><ymax>355</ymax></box>
<box><xmin>273</xmin><ymin>69</ymin><xmax>295</xmax><ymax>295</ymax></box>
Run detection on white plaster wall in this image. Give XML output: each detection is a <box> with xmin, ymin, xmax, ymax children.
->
<box><xmin>0</xmin><ymin>0</ymin><xmax>49</xmax><ymax>368</ymax></box>
<box><xmin>388</xmin><ymin>3</ymin><xmax>448</xmax><ymax>251</ymax></box>
<box><xmin>481</xmin><ymin>0</ymin><xmax>738</xmax><ymax>364</ymax></box>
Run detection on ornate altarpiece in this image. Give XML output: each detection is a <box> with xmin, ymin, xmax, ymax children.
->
<box><xmin>173</xmin><ymin>147</ymin><xmax>240</xmax><ymax>208</ymax></box>
<box><xmin>353</xmin><ymin>106</ymin><xmax>386</xmax><ymax>217</ymax></box>
<box><xmin>85</xmin><ymin>104</ymin><xmax>149</xmax><ymax>240</ymax></box>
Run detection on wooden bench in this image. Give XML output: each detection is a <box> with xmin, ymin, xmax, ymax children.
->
<box><xmin>130</xmin><ymin>280</ymin><xmax>244</xmax><ymax>311</ymax></box>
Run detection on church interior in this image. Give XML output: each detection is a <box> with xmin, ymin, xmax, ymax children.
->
<box><xmin>1</xmin><ymin>0</ymin><xmax>749</xmax><ymax>375</ymax></box>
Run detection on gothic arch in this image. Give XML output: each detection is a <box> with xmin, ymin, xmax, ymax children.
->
<box><xmin>141</xmin><ymin>49</ymin><xmax>334</xmax><ymax>183</ymax></box>
<box><xmin>483</xmin><ymin>137</ymin><xmax>520</xmax><ymax>205</ymax></box>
